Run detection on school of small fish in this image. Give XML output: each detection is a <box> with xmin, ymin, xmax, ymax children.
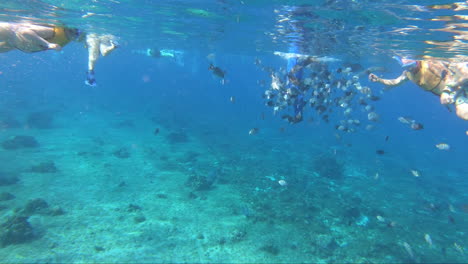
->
<box><xmin>256</xmin><ymin>56</ymin><xmax>383</xmax><ymax>132</ymax></box>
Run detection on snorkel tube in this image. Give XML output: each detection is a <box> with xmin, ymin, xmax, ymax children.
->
<box><xmin>393</xmin><ymin>55</ymin><xmax>417</xmax><ymax>69</ymax></box>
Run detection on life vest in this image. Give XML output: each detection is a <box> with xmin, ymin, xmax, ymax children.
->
<box><xmin>408</xmin><ymin>61</ymin><xmax>449</xmax><ymax>95</ymax></box>
<box><xmin>49</xmin><ymin>27</ymin><xmax>71</xmax><ymax>47</ymax></box>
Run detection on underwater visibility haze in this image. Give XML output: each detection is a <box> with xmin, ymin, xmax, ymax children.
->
<box><xmin>0</xmin><ymin>0</ymin><xmax>467</xmax><ymax>263</ymax></box>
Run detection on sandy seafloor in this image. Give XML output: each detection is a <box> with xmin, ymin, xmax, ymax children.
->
<box><xmin>0</xmin><ymin>104</ymin><xmax>467</xmax><ymax>263</ymax></box>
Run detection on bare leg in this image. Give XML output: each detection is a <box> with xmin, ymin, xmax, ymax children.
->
<box><xmin>86</xmin><ymin>33</ymin><xmax>100</xmax><ymax>71</ymax></box>
<box><xmin>99</xmin><ymin>35</ymin><xmax>117</xmax><ymax>56</ymax></box>
<box><xmin>84</xmin><ymin>34</ymin><xmax>101</xmax><ymax>86</ymax></box>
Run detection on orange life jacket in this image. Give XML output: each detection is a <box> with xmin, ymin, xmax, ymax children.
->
<box><xmin>408</xmin><ymin>61</ymin><xmax>449</xmax><ymax>95</ymax></box>
<box><xmin>48</xmin><ymin>27</ymin><xmax>72</xmax><ymax>47</ymax></box>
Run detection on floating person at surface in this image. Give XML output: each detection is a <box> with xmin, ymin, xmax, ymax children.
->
<box><xmin>259</xmin><ymin>5</ymin><xmax>382</xmax><ymax>131</ymax></box>
<box><xmin>132</xmin><ymin>48</ymin><xmax>185</xmax><ymax>66</ymax></box>
<box><xmin>0</xmin><ymin>22</ymin><xmax>118</xmax><ymax>87</ymax></box>
<box><xmin>268</xmin><ymin>5</ymin><xmax>311</xmax><ymax>124</ymax></box>
<box><xmin>0</xmin><ymin>22</ymin><xmax>79</xmax><ymax>52</ymax></box>
<box><xmin>369</xmin><ymin>56</ymin><xmax>468</xmax><ymax>120</ymax></box>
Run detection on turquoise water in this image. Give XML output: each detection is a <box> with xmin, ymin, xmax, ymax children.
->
<box><xmin>0</xmin><ymin>0</ymin><xmax>467</xmax><ymax>263</ymax></box>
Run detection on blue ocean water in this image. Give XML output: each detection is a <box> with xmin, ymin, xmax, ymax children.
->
<box><xmin>0</xmin><ymin>0</ymin><xmax>467</xmax><ymax>263</ymax></box>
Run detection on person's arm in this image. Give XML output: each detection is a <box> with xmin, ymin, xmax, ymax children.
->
<box><xmin>15</xmin><ymin>27</ymin><xmax>61</xmax><ymax>51</ymax></box>
<box><xmin>369</xmin><ymin>71</ymin><xmax>409</xmax><ymax>87</ymax></box>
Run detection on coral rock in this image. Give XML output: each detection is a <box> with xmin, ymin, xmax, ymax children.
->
<box><xmin>2</xmin><ymin>135</ymin><xmax>39</xmax><ymax>150</ymax></box>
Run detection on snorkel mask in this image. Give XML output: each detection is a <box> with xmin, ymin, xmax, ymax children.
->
<box><xmin>65</xmin><ymin>28</ymin><xmax>83</xmax><ymax>41</ymax></box>
<box><xmin>393</xmin><ymin>55</ymin><xmax>417</xmax><ymax>69</ymax></box>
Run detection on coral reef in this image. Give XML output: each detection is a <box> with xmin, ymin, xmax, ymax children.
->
<box><xmin>113</xmin><ymin>119</ymin><xmax>135</xmax><ymax>128</ymax></box>
<box><xmin>134</xmin><ymin>215</ymin><xmax>146</xmax><ymax>224</ymax></box>
<box><xmin>0</xmin><ymin>216</ymin><xmax>35</xmax><ymax>247</ymax></box>
<box><xmin>113</xmin><ymin>147</ymin><xmax>131</xmax><ymax>159</ymax></box>
<box><xmin>26</xmin><ymin>111</ymin><xmax>54</xmax><ymax>129</ymax></box>
<box><xmin>49</xmin><ymin>206</ymin><xmax>65</xmax><ymax>216</ymax></box>
<box><xmin>185</xmin><ymin>169</ymin><xmax>219</xmax><ymax>191</ymax></box>
<box><xmin>30</xmin><ymin>161</ymin><xmax>58</xmax><ymax>173</ymax></box>
<box><xmin>0</xmin><ymin>172</ymin><xmax>19</xmax><ymax>186</ymax></box>
<box><xmin>0</xmin><ymin>192</ymin><xmax>15</xmax><ymax>201</ymax></box>
<box><xmin>127</xmin><ymin>204</ymin><xmax>142</xmax><ymax>212</ymax></box>
<box><xmin>180</xmin><ymin>151</ymin><xmax>200</xmax><ymax>163</ymax></box>
<box><xmin>23</xmin><ymin>198</ymin><xmax>49</xmax><ymax>215</ymax></box>
<box><xmin>2</xmin><ymin>135</ymin><xmax>39</xmax><ymax>150</ymax></box>
<box><xmin>259</xmin><ymin>243</ymin><xmax>280</xmax><ymax>255</ymax></box>
<box><xmin>94</xmin><ymin>246</ymin><xmax>105</xmax><ymax>252</ymax></box>
<box><xmin>0</xmin><ymin>116</ymin><xmax>21</xmax><ymax>129</ymax></box>
<box><xmin>314</xmin><ymin>234</ymin><xmax>339</xmax><ymax>253</ymax></box>
<box><xmin>313</xmin><ymin>154</ymin><xmax>345</xmax><ymax>179</ymax></box>
<box><xmin>166</xmin><ymin>131</ymin><xmax>189</xmax><ymax>144</ymax></box>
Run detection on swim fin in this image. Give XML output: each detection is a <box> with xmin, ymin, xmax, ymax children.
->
<box><xmin>85</xmin><ymin>70</ymin><xmax>96</xmax><ymax>86</ymax></box>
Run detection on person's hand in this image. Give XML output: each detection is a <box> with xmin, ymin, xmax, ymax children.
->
<box><xmin>369</xmin><ymin>73</ymin><xmax>380</xmax><ymax>82</ymax></box>
<box><xmin>440</xmin><ymin>92</ymin><xmax>455</xmax><ymax>105</ymax></box>
<box><xmin>48</xmin><ymin>43</ymin><xmax>61</xmax><ymax>51</ymax></box>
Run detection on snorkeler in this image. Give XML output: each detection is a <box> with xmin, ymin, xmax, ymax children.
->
<box><xmin>0</xmin><ymin>22</ymin><xmax>79</xmax><ymax>53</ymax></box>
<box><xmin>132</xmin><ymin>48</ymin><xmax>185</xmax><ymax>66</ymax></box>
<box><xmin>0</xmin><ymin>22</ymin><xmax>118</xmax><ymax>87</ymax></box>
<box><xmin>369</xmin><ymin>56</ymin><xmax>468</xmax><ymax>120</ymax></box>
<box><xmin>85</xmin><ymin>33</ymin><xmax>119</xmax><ymax>86</ymax></box>
<box><xmin>281</xmin><ymin>6</ymin><xmax>309</xmax><ymax>124</ymax></box>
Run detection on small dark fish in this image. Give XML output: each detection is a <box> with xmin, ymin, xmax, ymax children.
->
<box><xmin>336</xmin><ymin>68</ymin><xmax>342</xmax><ymax>73</ymax></box>
<box><xmin>358</xmin><ymin>98</ymin><xmax>368</xmax><ymax>106</ymax></box>
<box><xmin>385</xmin><ymin>135</ymin><xmax>389</xmax><ymax>142</ymax></box>
<box><xmin>343</xmin><ymin>62</ymin><xmax>364</xmax><ymax>72</ymax></box>
<box><xmin>209</xmin><ymin>63</ymin><xmax>225</xmax><ymax>78</ymax></box>
<box><xmin>411</xmin><ymin>123</ymin><xmax>424</xmax><ymax>130</ymax></box>
<box><xmin>316</xmin><ymin>105</ymin><xmax>326</xmax><ymax>113</ymax></box>
<box><xmin>448</xmin><ymin>215</ymin><xmax>455</xmax><ymax>224</ymax></box>
<box><xmin>369</xmin><ymin>95</ymin><xmax>381</xmax><ymax>101</ymax></box>
<box><xmin>279</xmin><ymin>127</ymin><xmax>285</xmax><ymax>133</ymax></box>
<box><xmin>322</xmin><ymin>114</ymin><xmax>329</xmax><ymax>123</ymax></box>
<box><xmin>154</xmin><ymin>128</ymin><xmax>160</xmax><ymax>135</ymax></box>
<box><xmin>376</xmin><ymin>149</ymin><xmax>385</xmax><ymax>155</ymax></box>
<box><xmin>266</xmin><ymin>101</ymin><xmax>274</xmax><ymax>107</ymax></box>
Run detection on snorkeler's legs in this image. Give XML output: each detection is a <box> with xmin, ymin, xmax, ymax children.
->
<box><xmin>99</xmin><ymin>35</ymin><xmax>118</xmax><ymax>56</ymax></box>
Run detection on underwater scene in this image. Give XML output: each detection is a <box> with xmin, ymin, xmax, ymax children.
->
<box><xmin>0</xmin><ymin>0</ymin><xmax>467</xmax><ymax>263</ymax></box>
